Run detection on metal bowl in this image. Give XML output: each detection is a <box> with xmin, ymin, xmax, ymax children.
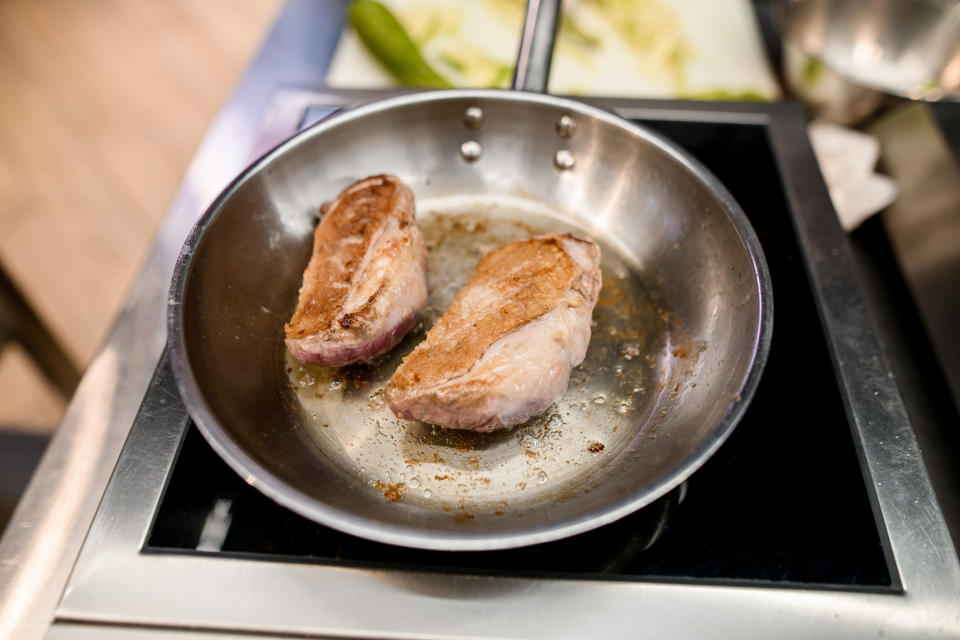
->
<box><xmin>775</xmin><ymin>0</ymin><xmax>960</xmax><ymax>123</ymax></box>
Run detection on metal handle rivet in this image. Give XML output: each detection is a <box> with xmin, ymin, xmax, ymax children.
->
<box><xmin>464</xmin><ymin>107</ymin><xmax>484</xmax><ymax>128</ymax></box>
<box><xmin>461</xmin><ymin>140</ymin><xmax>482</xmax><ymax>162</ymax></box>
<box><xmin>554</xmin><ymin>149</ymin><xmax>575</xmax><ymax>170</ymax></box>
<box><xmin>556</xmin><ymin>115</ymin><xmax>576</xmax><ymax>138</ymax></box>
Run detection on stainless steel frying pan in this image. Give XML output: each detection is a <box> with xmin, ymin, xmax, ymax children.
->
<box><xmin>168</xmin><ymin>0</ymin><xmax>772</xmax><ymax>550</ymax></box>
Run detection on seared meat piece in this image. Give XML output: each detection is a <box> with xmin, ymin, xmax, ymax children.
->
<box><xmin>285</xmin><ymin>175</ymin><xmax>427</xmax><ymax>366</ymax></box>
<box><xmin>386</xmin><ymin>233</ymin><xmax>601</xmax><ymax>431</ymax></box>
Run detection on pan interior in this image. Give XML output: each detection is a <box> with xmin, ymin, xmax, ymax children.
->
<box><xmin>287</xmin><ymin>195</ymin><xmax>674</xmax><ymax>519</ymax></box>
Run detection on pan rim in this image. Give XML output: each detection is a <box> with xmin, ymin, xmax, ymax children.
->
<box><xmin>167</xmin><ymin>88</ymin><xmax>773</xmax><ymax>551</ymax></box>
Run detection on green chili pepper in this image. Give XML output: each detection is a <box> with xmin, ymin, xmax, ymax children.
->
<box><xmin>348</xmin><ymin>0</ymin><xmax>453</xmax><ymax>88</ymax></box>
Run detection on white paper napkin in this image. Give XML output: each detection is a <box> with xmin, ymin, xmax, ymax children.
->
<box><xmin>808</xmin><ymin>121</ymin><xmax>899</xmax><ymax>231</ymax></box>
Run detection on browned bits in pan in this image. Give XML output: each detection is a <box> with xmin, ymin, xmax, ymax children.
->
<box><xmin>375</xmin><ymin>481</ymin><xmax>405</xmax><ymax>502</ymax></box>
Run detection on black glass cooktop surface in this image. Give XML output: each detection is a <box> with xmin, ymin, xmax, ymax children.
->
<box><xmin>147</xmin><ymin>117</ymin><xmax>896</xmax><ymax>590</ymax></box>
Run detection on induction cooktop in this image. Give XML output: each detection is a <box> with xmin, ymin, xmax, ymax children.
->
<box><xmin>145</xmin><ymin>116</ymin><xmax>896</xmax><ymax>591</ymax></box>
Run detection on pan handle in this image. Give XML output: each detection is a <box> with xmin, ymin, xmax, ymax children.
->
<box><xmin>512</xmin><ymin>0</ymin><xmax>562</xmax><ymax>93</ymax></box>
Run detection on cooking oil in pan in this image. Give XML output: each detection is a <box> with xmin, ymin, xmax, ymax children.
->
<box><xmin>286</xmin><ymin>198</ymin><xmax>682</xmax><ymax>519</ymax></box>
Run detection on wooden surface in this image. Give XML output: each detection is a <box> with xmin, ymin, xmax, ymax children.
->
<box><xmin>0</xmin><ymin>0</ymin><xmax>283</xmax><ymax>432</ymax></box>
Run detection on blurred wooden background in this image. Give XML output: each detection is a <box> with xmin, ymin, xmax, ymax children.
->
<box><xmin>0</xmin><ymin>0</ymin><xmax>283</xmax><ymax>435</ymax></box>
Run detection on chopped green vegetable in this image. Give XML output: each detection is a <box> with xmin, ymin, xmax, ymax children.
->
<box><xmin>802</xmin><ymin>57</ymin><xmax>824</xmax><ymax>86</ymax></box>
<box><xmin>438</xmin><ymin>52</ymin><xmax>467</xmax><ymax>73</ymax></box>
<box><xmin>348</xmin><ymin>0</ymin><xmax>453</xmax><ymax>88</ymax></box>
<box><xmin>560</xmin><ymin>14</ymin><xmax>601</xmax><ymax>50</ymax></box>
<box><xmin>681</xmin><ymin>88</ymin><xmax>770</xmax><ymax>102</ymax></box>
<box><xmin>584</xmin><ymin>0</ymin><xmax>693</xmax><ymax>92</ymax></box>
<box><xmin>414</xmin><ymin>14</ymin><xmax>445</xmax><ymax>47</ymax></box>
<box><xmin>490</xmin><ymin>64</ymin><xmax>514</xmax><ymax>89</ymax></box>
<box><xmin>436</xmin><ymin>41</ymin><xmax>514</xmax><ymax>88</ymax></box>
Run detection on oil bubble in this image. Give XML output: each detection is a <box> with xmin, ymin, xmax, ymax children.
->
<box><xmin>408</xmin><ymin>477</ymin><xmax>420</xmax><ymax>488</ymax></box>
<box><xmin>299</xmin><ymin>373</ymin><xmax>315</xmax><ymax>387</ymax></box>
<box><xmin>593</xmin><ymin>395</ymin><xmax>606</xmax><ymax>405</ymax></box>
<box><xmin>367</xmin><ymin>390</ymin><xmax>385</xmax><ymax>409</ymax></box>
<box><xmin>536</xmin><ymin>470</ymin><xmax>549</xmax><ymax>484</ymax></box>
<box><xmin>423</xmin><ymin>489</ymin><xmax>432</xmax><ymax>498</ymax></box>
<box><xmin>329</xmin><ymin>379</ymin><xmax>342</xmax><ymax>390</ymax></box>
<box><xmin>616</xmin><ymin>402</ymin><xmax>629</xmax><ymax>415</ymax></box>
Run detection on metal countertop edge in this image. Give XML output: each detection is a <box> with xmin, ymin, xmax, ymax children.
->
<box><xmin>0</xmin><ymin>1</ymin><xmax>345</xmax><ymax>638</ymax></box>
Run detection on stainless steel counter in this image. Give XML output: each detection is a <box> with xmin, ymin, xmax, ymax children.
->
<box><xmin>2</xmin><ymin>1</ymin><xmax>960</xmax><ymax>638</ymax></box>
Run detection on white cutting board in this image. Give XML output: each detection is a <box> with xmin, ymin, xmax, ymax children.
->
<box><xmin>326</xmin><ymin>0</ymin><xmax>780</xmax><ymax>99</ymax></box>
